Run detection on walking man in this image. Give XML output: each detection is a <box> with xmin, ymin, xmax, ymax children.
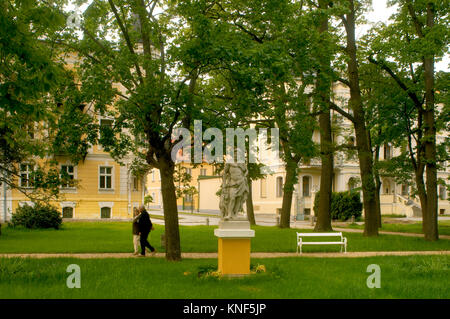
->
<box><xmin>137</xmin><ymin>205</ymin><xmax>156</xmax><ymax>257</ymax></box>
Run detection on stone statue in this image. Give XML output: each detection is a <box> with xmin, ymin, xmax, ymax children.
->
<box><xmin>219</xmin><ymin>162</ymin><xmax>249</xmax><ymax>220</ymax></box>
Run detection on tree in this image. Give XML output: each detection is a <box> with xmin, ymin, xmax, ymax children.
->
<box><xmin>327</xmin><ymin>0</ymin><xmax>379</xmax><ymax>236</ymax></box>
<box><xmin>199</xmin><ymin>0</ymin><xmax>319</xmax><ymax>228</ymax></box>
<box><xmin>57</xmin><ymin>0</ymin><xmax>225</xmax><ymax>260</ymax></box>
<box><xmin>366</xmin><ymin>0</ymin><xmax>449</xmax><ymax>240</ymax></box>
<box><xmin>0</xmin><ymin>0</ymin><xmax>90</xmax><ymax>203</ymax></box>
<box><xmin>311</xmin><ymin>0</ymin><xmax>335</xmax><ymax>232</ymax></box>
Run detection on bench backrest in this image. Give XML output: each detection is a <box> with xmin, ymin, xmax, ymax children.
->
<box><xmin>297</xmin><ymin>232</ymin><xmax>343</xmax><ymax>238</ymax></box>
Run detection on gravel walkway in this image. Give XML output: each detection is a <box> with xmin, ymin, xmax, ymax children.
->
<box><xmin>1</xmin><ymin>251</ymin><xmax>449</xmax><ymax>259</ymax></box>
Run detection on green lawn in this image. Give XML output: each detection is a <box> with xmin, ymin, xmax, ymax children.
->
<box><xmin>0</xmin><ymin>222</ymin><xmax>449</xmax><ymax>254</ymax></box>
<box><xmin>0</xmin><ymin>255</ymin><xmax>448</xmax><ymax>298</ymax></box>
<box><xmin>344</xmin><ymin>220</ymin><xmax>450</xmax><ymax>236</ymax></box>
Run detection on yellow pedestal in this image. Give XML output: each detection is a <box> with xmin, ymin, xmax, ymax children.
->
<box><xmin>218</xmin><ymin>237</ymin><xmax>251</xmax><ymax>275</ymax></box>
<box><xmin>214</xmin><ymin>221</ymin><xmax>255</xmax><ymax>276</ymax></box>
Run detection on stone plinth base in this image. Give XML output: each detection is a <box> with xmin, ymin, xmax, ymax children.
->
<box><xmin>214</xmin><ymin>220</ymin><xmax>255</xmax><ymax>275</ymax></box>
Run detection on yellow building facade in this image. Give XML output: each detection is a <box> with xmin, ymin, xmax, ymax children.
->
<box><xmin>5</xmin><ymin>136</ymin><xmax>145</xmax><ymax>221</ymax></box>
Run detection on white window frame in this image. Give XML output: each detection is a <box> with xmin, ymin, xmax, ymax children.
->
<box><xmin>60</xmin><ymin>164</ymin><xmax>77</xmax><ymax>190</ymax></box>
<box><xmin>302</xmin><ymin>175</ymin><xmax>312</xmax><ymax>197</ymax></box>
<box><xmin>99</xmin><ymin>165</ymin><xmax>114</xmax><ymax>191</ymax></box>
<box><xmin>99</xmin><ymin>202</ymin><xmax>114</xmax><ymax>218</ymax></box>
<box><xmin>60</xmin><ymin>202</ymin><xmax>76</xmax><ymax>218</ymax></box>
<box><xmin>276</xmin><ymin>176</ymin><xmax>283</xmax><ymax>198</ymax></box>
<box><xmin>132</xmin><ymin>176</ymin><xmax>139</xmax><ymax>191</ymax></box>
<box><xmin>19</xmin><ymin>163</ymin><xmax>34</xmax><ymax>188</ymax></box>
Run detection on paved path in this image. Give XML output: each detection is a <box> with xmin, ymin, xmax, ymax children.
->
<box><xmin>1</xmin><ymin>251</ymin><xmax>449</xmax><ymax>259</ymax></box>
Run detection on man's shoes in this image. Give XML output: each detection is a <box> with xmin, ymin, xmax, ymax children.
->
<box><xmin>151</xmin><ymin>250</ymin><xmax>157</xmax><ymax>256</ymax></box>
<box><xmin>137</xmin><ymin>254</ymin><xmax>145</xmax><ymax>257</ymax></box>
<box><xmin>132</xmin><ymin>252</ymin><xmax>139</xmax><ymax>256</ymax></box>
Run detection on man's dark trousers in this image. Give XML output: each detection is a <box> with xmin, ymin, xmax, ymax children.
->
<box><xmin>140</xmin><ymin>231</ymin><xmax>155</xmax><ymax>255</ymax></box>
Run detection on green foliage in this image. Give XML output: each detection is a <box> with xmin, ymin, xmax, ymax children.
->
<box><xmin>314</xmin><ymin>191</ymin><xmax>363</xmax><ymax>221</ymax></box>
<box><xmin>144</xmin><ymin>195</ymin><xmax>154</xmax><ymax>205</ymax></box>
<box><xmin>11</xmin><ymin>203</ymin><xmax>62</xmax><ymax>229</ymax></box>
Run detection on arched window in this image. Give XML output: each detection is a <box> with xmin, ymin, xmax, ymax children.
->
<box><xmin>348</xmin><ymin>177</ymin><xmax>358</xmax><ymax>191</ymax></box>
<box><xmin>101</xmin><ymin>207</ymin><xmax>111</xmax><ymax>219</ymax></box>
<box><xmin>302</xmin><ymin>176</ymin><xmax>311</xmax><ymax>197</ymax></box>
<box><xmin>62</xmin><ymin>207</ymin><xmax>73</xmax><ymax>218</ymax></box>
<box><xmin>276</xmin><ymin>177</ymin><xmax>283</xmax><ymax>197</ymax></box>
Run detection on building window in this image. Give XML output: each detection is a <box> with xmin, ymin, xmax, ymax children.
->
<box><xmin>200</xmin><ymin>168</ymin><xmax>207</xmax><ymax>176</ymax></box>
<box><xmin>99</xmin><ymin>166</ymin><xmax>113</xmax><ymax>189</ymax></box>
<box><xmin>185</xmin><ymin>167</ymin><xmax>192</xmax><ymax>176</ymax></box>
<box><xmin>439</xmin><ymin>185</ymin><xmax>446</xmax><ymax>200</ymax></box>
<box><xmin>132</xmin><ymin>176</ymin><xmax>139</xmax><ymax>191</ymax></box>
<box><xmin>62</xmin><ymin>207</ymin><xmax>74</xmax><ymax>218</ymax></box>
<box><xmin>19</xmin><ymin>164</ymin><xmax>34</xmax><ymax>188</ymax></box>
<box><xmin>384</xmin><ymin>143</ymin><xmax>392</xmax><ymax>160</ymax></box>
<box><xmin>100</xmin><ymin>118</ymin><xmax>113</xmax><ymax>131</ymax></box>
<box><xmin>185</xmin><ymin>194</ymin><xmax>193</xmax><ymax>202</ymax></box>
<box><xmin>401</xmin><ymin>184</ymin><xmax>409</xmax><ymax>196</ymax></box>
<box><xmin>101</xmin><ymin>207</ymin><xmax>111</xmax><ymax>218</ymax></box>
<box><xmin>348</xmin><ymin>177</ymin><xmax>358</xmax><ymax>191</ymax></box>
<box><xmin>304</xmin><ymin>208</ymin><xmax>311</xmax><ymax>216</ymax></box>
<box><xmin>152</xmin><ymin>170</ymin><xmax>155</xmax><ymax>182</ymax></box>
<box><xmin>276</xmin><ymin>176</ymin><xmax>283</xmax><ymax>198</ymax></box>
<box><xmin>302</xmin><ymin>176</ymin><xmax>311</xmax><ymax>197</ymax></box>
<box><xmin>348</xmin><ymin>136</ymin><xmax>355</xmax><ymax>147</ymax></box>
<box><xmin>260</xmin><ymin>178</ymin><xmax>267</xmax><ymax>198</ymax></box>
<box><xmin>61</xmin><ymin>165</ymin><xmax>75</xmax><ymax>188</ymax></box>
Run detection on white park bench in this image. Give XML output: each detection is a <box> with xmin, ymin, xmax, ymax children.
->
<box><xmin>296</xmin><ymin>232</ymin><xmax>347</xmax><ymax>254</ymax></box>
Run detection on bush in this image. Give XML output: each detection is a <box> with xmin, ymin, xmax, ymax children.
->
<box><xmin>314</xmin><ymin>191</ymin><xmax>363</xmax><ymax>221</ymax></box>
<box><xmin>11</xmin><ymin>203</ymin><xmax>62</xmax><ymax>229</ymax></box>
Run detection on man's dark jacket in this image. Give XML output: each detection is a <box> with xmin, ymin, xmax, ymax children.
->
<box><xmin>137</xmin><ymin>210</ymin><xmax>152</xmax><ymax>233</ymax></box>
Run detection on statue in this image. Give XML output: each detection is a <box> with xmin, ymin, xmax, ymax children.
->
<box><xmin>219</xmin><ymin>162</ymin><xmax>249</xmax><ymax>220</ymax></box>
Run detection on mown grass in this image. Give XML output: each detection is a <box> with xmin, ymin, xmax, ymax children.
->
<box><xmin>345</xmin><ymin>220</ymin><xmax>450</xmax><ymax>236</ymax></box>
<box><xmin>0</xmin><ymin>222</ymin><xmax>449</xmax><ymax>254</ymax></box>
<box><xmin>0</xmin><ymin>255</ymin><xmax>448</xmax><ymax>298</ymax></box>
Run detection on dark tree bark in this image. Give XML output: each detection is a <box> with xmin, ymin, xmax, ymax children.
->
<box><xmin>373</xmin><ymin>142</ymin><xmax>382</xmax><ymax>228</ymax></box>
<box><xmin>159</xmin><ymin>157</ymin><xmax>181</xmax><ymax>261</ymax></box>
<box><xmin>342</xmin><ymin>0</ymin><xmax>378</xmax><ymax>236</ymax></box>
<box><xmin>315</xmin><ymin>0</ymin><xmax>333</xmax><ymax>232</ymax></box>
<box><xmin>280</xmin><ymin>159</ymin><xmax>297</xmax><ymax>228</ymax></box>
<box><xmin>246</xmin><ymin>175</ymin><xmax>256</xmax><ymax>225</ymax></box>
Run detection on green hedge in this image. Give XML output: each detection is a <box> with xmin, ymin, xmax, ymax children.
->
<box><xmin>313</xmin><ymin>191</ymin><xmax>363</xmax><ymax>221</ymax></box>
<box><xmin>11</xmin><ymin>203</ymin><xmax>62</xmax><ymax>229</ymax></box>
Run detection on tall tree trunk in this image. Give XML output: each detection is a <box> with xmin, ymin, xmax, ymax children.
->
<box><xmin>344</xmin><ymin>0</ymin><xmax>378</xmax><ymax>236</ymax></box>
<box><xmin>315</xmin><ymin>0</ymin><xmax>333</xmax><ymax>232</ymax></box>
<box><xmin>246</xmin><ymin>175</ymin><xmax>256</xmax><ymax>225</ymax></box>
<box><xmin>280</xmin><ymin>159</ymin><xmax>297</xmax><ymax>228</ymax></box>
<box><xmin>423</xmin><ymin>55</ymin><xmax>438</xmax><ymax>241</ymax></box>
<box><xmin>373</xmin><ymin>139</ymin><xmax>382</xmax><ymax>228</ymax></box>
<box><xmin>159</xmin><ymin>157</ymin><xmax>182</xmax><ymax>261</ymax></box>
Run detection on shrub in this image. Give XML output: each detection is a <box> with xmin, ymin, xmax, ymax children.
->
<box><xmin>11</xmin><ymin>203</ymin><xmax>62</xmax><ymax>229</ymax></box>
<box><xmin>314</xmin><ymin>191</ymin><xmax>363</xmax><ymax>221</ymax></box>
